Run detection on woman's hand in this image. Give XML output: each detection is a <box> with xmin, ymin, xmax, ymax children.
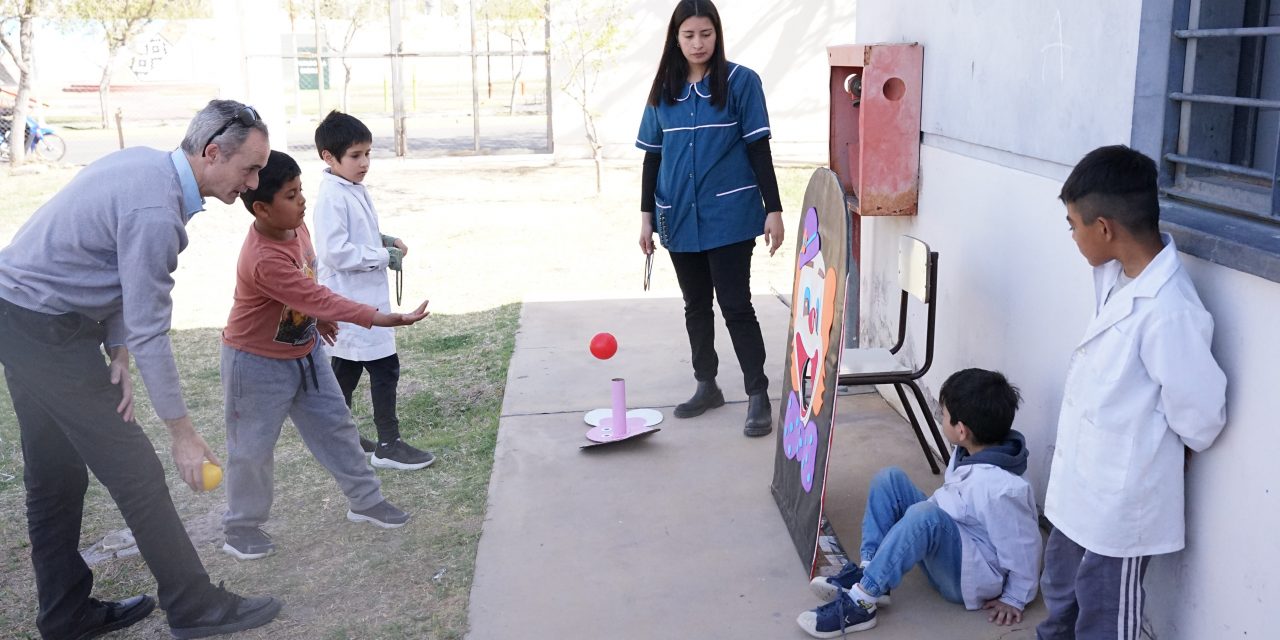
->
<box><xmin>639</xmin><ymin>212</ymin><xmax>655</xmax><ymax>255</ymax></box>
<box><xmin>763</xmin><ymin>211</ymin><xmax>784</xmax><ymax>256</ymax></box>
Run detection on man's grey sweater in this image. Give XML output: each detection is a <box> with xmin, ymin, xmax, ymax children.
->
<box><xmin>0</xmin><ymin>147</ymin><xmax>191</xmax><ymax>420</ymax></box>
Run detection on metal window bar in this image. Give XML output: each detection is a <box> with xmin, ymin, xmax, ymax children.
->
<box><xmin>1169</xmin><ymin>0</ymin><xmax>1280</xmax><ymax>220</ymax></box>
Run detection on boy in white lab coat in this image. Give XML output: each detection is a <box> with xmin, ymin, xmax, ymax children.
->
<box><xmin>311</xmin><ymin>110</ymin><xmax>435</xmax><ymax>470</ymax></box>
<box><xmin>797</xmin><ymin>369</ymin><xmax>1041</xmax><ymax>638</ymax></box>
<box><xmin>1037</xmin><ymin>145</ymin><xmax>1227</xmax><ymax>640</ymax></box>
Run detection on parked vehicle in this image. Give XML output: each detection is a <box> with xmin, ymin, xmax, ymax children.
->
<box><xmin>0</xmin><ymin>115</ymin><xmax>66</xmax><ymax>162</ymax></box>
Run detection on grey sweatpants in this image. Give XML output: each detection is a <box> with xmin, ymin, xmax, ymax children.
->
<box><xmin>221</xmin><ymin>342</ymin><xmax>383</xmax><ymax>531</ymax></box>
<box><xmin>1037</xmin><ymin>526</ymin><xmax>1151</xmax><ymax>640</ymax></box>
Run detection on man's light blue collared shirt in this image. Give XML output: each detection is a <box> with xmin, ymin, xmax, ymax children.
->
<box><xmin>169</xmin><ymin>148</ymin><xmax>205</xmax><ymax>219</ymax></box>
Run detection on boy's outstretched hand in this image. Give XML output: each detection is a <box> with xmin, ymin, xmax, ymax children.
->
<box><xmin>372</xmin><ymin>300</ymin><xmax>430</xmax><ymax>327</ymax></box>
<box><xmin>982</xmin><ymin>599</ymin><xmax>1023</xmax><ymax>626</ymax></box>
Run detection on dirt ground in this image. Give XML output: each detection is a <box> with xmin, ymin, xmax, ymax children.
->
<box><xmin>0</xmin><ymin>155</ymin><xmax>819</xmax><ymax>638</ymax></box>
<box><xmin>168</xmin><ymin>156</ymin><xmax>813</xmax><ymax>331</ymax></box>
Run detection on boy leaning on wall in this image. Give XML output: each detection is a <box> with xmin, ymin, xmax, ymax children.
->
<box><xmin>1037</xmin><ymin>145</ymin><xmax>1228</xmax><ymax>640</ymax></box>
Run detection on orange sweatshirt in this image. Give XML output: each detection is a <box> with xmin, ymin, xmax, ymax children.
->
<box><xmin>222</xmin><ymin>222</ymin><xmax>378</xmax><ymax>359</ymax></box>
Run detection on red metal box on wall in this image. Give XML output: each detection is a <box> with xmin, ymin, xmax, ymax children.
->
<box><xmin>828</xmin><ymin>43</ymin><xmax>923</xmax><ymax>216</ymax></box>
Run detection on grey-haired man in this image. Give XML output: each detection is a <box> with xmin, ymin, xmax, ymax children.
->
<box><xmin>0</xmin><ymin>100</ymin><xmax>282</xmax><ymax>638</ymax></box>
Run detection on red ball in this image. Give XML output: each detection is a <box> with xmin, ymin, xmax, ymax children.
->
<box><xmin>589</xmin><ymin>332</ymin><xmax>618</xmax><ymax>360</ymax></box>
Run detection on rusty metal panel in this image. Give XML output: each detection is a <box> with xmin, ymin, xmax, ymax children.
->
<box><xmin>827</xmin><ymin>43</ymin><xmax>923</xmax><ymax>217</ymax></box>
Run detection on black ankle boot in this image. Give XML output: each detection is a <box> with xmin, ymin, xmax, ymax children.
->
<box><xmin>744</xmin><ymin>393</ymin><xmax>773</xmax><ymax>437</ymax></box>
<box><xmin>673</xmin><ymin>379</ymin><xmax>726</xmax><ymax>418</ymax></box>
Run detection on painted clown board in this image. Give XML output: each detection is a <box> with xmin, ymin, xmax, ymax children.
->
<box><xmin>770</xmin><ymin>168</ymin><xmax>851</xmax><ymax>575</ymax></box>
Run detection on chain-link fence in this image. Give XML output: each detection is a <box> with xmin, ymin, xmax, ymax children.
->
<box><xmin>5</xmin><ymin>6</ymin><xmax>553</xmax><ymax>164</ymax></box>
<box><xmin>276</xmin><ymin>49</ymin><xmax>550</xmax><ymax>158</ymax></box>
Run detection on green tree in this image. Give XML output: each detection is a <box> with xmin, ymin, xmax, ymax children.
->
<box><xmin>555</xmin><ymin>0</ymin><xmax>625</xmax><ymax>193</ymax></box>
<box><xmin>64</xmin><ymin>0</ymin><xmax>205</xmax><ymax>128</ymax></box>
<box><xmin>0</xmin><ymin>0</ymin><xmax>44</xmax><ymax>165</ymax></box>
<box><xmin>321</xmin><ymin>0</ymin><xmax>381</xmax><ymax>113</ymax></box>
<box><xmin>478</xmin><ymin>0</ymin><xmax>543</xmax><ymax>114</ymax></box>
<box><xmin>283</xmin><ymin>0</ymin><xmax>382</xmax><ymax>115</ymax></box>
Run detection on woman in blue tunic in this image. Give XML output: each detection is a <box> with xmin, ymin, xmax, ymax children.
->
<box><xmin>637</xmin><ymin>0</ymin><xmax>784</xmax><ymax>437</ymax></box>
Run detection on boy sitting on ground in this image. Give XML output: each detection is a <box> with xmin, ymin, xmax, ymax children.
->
<box><xmin>219</xmin><ymin>149</ymin><xmax>430</xmax><ymax>560</ymax></box>
<box><xmin>797</xmin><ymin>368</ymin><xmax>1041</xmax><ymax>637</ymax></box>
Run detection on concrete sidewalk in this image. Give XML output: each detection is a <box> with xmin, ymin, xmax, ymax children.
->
<box><xmin>466</xmin><ymin>295</ymin><xmax>1044</xmax><ymax>639</ymax></box>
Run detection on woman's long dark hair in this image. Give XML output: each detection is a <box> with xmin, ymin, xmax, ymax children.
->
<box><xmin>646</xmin><ymin>0</ymin><xmax>728</xmax><ymax>108</ymax></box>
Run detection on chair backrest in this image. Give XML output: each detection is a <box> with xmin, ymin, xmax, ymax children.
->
<box><xmin>898</xmin><ymin>235</ymin><xmax>931</xmax><ymax>303</ymax></box>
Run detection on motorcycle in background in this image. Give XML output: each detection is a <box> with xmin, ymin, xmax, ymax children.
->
<box><xmin>0</xmin><ymin>115</ymin><xmax>67</xmax><ymax>162</ymax></box>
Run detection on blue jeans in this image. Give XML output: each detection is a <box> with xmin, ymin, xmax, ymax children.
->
<box><xmin>858</xmin><ymin>467</ymin><xmax>964</xmax><ymax>604</ymax></box>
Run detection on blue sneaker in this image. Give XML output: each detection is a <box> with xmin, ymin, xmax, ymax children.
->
<box><xmin>809</xmin><ymin>564</ymin><xmax>892</xmax><ymax>605</ymax></box>
<box><xmin>797</xmin><ymin>590</ymin><xmax>877</xmax><ymax>638</ymax></box>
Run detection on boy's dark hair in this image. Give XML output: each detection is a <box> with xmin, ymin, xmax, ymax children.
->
<box><xmin>314</xmin><ymin>110</ymin><xmax>372</xmax><ymax>160</ymax></box>
<box><xmin>647</xmin><ymin>0</ymin><xmax>728</xmax><ymax>109</ymax></box>
<box><xmin>240</xmin><ymin>150</ymin><xmax>301</xmax><ymax>215</ymax></box>
<box><xmin>939</xmin><ymin>368</ymin><xmax>1022</xmax><ymax>445</ymax></box>
<box><xmin>1058</xmin><ymin>144</ymin><xmax>1160</xmax><ymax>236</ymax></box>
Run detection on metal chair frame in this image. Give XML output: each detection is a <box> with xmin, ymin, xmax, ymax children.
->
<box><xmin>837</xmin><ymin>237</ymin><xmax>947</xmax><ymax>474</ymax></box>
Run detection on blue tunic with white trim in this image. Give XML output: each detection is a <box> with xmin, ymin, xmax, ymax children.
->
<box><xmin>636</xmin><ymin>62</ymin><xmax>772</xmax><ymax>252</ymax></box>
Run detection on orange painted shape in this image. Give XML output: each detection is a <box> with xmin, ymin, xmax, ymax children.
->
<box><xmin>809</xmin><ymin>266</ymin><xmax>840</xmax><ymax>419</ymax></box>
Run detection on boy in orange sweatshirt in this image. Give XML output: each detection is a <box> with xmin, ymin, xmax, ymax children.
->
<box><xmin>219</xmin><ymin>149</ymin><xmax>430</xmax><ymax>560</ymax></box>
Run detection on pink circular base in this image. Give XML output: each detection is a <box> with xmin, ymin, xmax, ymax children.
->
<box><xmin>585</xmin><ymin>417</ymin><xmax>651</xmax><ymax>442</ymax></box>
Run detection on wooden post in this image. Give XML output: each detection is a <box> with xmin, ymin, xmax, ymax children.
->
<box><xmin>389</xmin><ymin>0</ymin><xmax>406</xmax><ymax>156</ymax></box>
<box><xmin>114</xmin><ymin>108</ymin><xmax>125</xmax><ymax>149</ymax></box>
<box><xmin>470</xmin><ymin>0</ymin><xmax>480</xmax><ymax>152</ymax></box>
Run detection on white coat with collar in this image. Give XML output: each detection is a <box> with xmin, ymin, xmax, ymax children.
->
<box><xmin>312</xmin><ymin>168</ymin><xmax>396</xmax><ymax>362</ymax></box>
<box><xmin>1044</xmin><ymin>234</ymin><xmax>1227</xmax><ymax>558</ymax></box>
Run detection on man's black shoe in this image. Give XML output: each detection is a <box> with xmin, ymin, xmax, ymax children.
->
<box><xmin>72</xmin><ymin>594</ymin><xmax>156</xmax><ymax>640</ymax></box>
<box><xmin>359</xmin><ymin>436</ymin><xmax>377</xmax><ymax>453</ymax></box>
<box><xmin>673</xmin><ymin>379</ymin><xmax>725</xmax><ymax>418</ymax></box>
<box><xmin>744</xmin><ymin>392</ymin><xmax>773</xmax><ymax>437</ymax></box>
<box><xmin>168</xmin><ymin>582</ymin><xmax>282</xmax><ymax>639</ymax></box>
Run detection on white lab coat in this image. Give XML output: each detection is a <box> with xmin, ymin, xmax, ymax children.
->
<box><xmin>930</xmin><ymin>456</ymin><xmax>1042</xmax><ymax>610</ymax></box>
<box><xmin>311</xmin><ymin>168</ymin><xmax>396</xmax><ymax>362</ymax></box>
<box><xmin>1045</xmin><ymin>234</ymin><xmax>1227</xmax><ymax>558</ymax></box>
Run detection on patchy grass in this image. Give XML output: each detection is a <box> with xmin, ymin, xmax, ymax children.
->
<box><xmin>0</xmin><ymin>304</ymin><xmax>519</xmax><ymax>639</ymax></box>
<box><xmin>0</xmin><ymin>157</ymin><xmax>821</xmax><ymax>638</ymax></box>
<box><xmin>0</xmin><ymin>165</ymin><xmax>81</xmax><ymax>237</ymax></box>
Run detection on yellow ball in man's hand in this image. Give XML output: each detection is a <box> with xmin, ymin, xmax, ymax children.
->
<box><xmin>202</xmin><ymin>461</ymin><xmax>223</xmax><ymax>491</ymax></box>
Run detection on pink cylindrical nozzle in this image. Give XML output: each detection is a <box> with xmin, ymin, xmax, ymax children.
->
<box><xmin>611</xmin><ymin>378</ymin><xmax>628</xmax><ymax>437</ymax></box>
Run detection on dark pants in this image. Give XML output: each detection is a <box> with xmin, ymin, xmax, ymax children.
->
<box><xmin>1037</xmin><ymin>526</ymin><xmax>1152</xmax><ymax>640</ymax></box>
<box><xmin>669</xmin><ymin>238</ymin><xmax>769</xmax><ymax>396</ymax></box>
<box><xmin>331</xmin><ymin>354</ymin><xmax>402</xmax><ymax>444</ymax></box>
<box><xmin>0</xmin><ymin>298</ymin><xmax>211</xmax><ymax>637</ymax></box>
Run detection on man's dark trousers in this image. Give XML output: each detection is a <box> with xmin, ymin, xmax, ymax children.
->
<box><xmin>0</xmin><ymin>298</ymin><xmax>210</xmax><ymax>637</ymax></box>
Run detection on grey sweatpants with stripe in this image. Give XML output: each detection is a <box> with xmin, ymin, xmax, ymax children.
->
<box><xmin>221</xmin><ymin>343</ymin><xmax>384</xmax><ymax>531</ymax></box>
<box><xmin>1037</xmin><ymin>526</ymin><xmax>1151</xmax><ymax>640</ymax></box>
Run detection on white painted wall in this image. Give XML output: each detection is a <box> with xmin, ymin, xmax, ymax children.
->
<box><xmin>550</xmin><ymin>0</ymin><xmax>856</xmax><ymax>162</ymax></box>
<box><xmin>855</xmin><ymin>1</ymin><xmax>1280</xmax><ymax>637</ymax></box>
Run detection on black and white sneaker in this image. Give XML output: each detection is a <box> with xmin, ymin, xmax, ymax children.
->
<box><xmin>371</xmin><ymin>439</ymin><xmax>436</xmax><ymax>471</ymax></box>
<box><xmin>809</xmin><ymin>563</ymin><xmax>892</xmax><ymax>605</ymax></box>
<box><xmin>222</xmin><ymin>527</ymin><xmax>274</xmax><ymax>560</ymax></box>
<box><xmin>347</xmin><ymin>500</ymin><xmax>410</xmax><ymax>529</ymax></box>
<box><xmin>359</xmin><ymin>436</ymin><xmax>377</xmax><ymax>454</ymax></box>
